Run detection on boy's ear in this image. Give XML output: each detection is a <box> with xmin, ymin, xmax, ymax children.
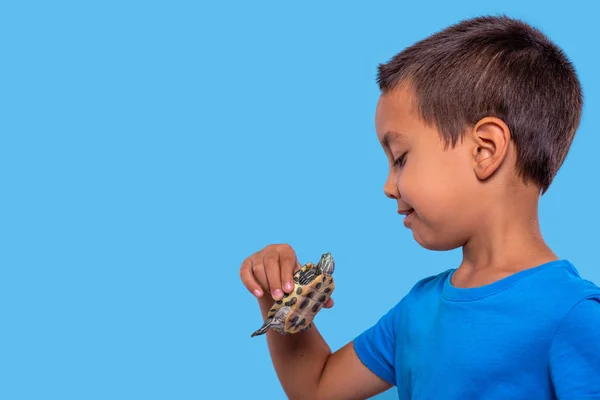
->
<box><xmin>471</xmin><ymin>117</ymin><xmax>511</xmax><ymax>181</ymax></box>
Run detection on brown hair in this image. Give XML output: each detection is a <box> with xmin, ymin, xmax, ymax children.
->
<box><xmin>377</xmin><ymin>14</ymin><xmax>583</xmax><ymax>194</ymax></box>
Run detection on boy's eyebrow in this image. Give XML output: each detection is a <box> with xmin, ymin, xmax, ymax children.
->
<box><xmin>380</xmin><ymin>130</ymin><xmax>406</xmax><ymax>146</ymax></box>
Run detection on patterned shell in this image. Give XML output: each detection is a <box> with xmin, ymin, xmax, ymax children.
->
<box><xmin>267</xmin><ymin>261</ymin><xmax>335</xmax><ymax>334</ymax></box>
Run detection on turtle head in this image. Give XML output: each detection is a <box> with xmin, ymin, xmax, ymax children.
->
<box><xmin>316</xmin><ymin>252</ymin><xmax>335</xmax><ymax>276</ymax></box>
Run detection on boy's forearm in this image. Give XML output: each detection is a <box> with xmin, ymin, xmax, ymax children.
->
<box><xmin>257</xmin><ymin>297</ymin><xmax>332</xmax><ymax>400</ymax></box>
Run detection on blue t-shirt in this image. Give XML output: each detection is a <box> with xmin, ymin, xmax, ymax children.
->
<box><xmin>353</xmin><ymin>259</ymin><xmax>600</xmax><ymax>399</ymax></box>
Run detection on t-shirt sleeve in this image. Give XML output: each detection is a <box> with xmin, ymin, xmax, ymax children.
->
<box><xmin>352</xmin><ymin>301</ymin><xmax>401</xmax><ymax>386</ymax></box>
<box><xmin>548</xmin><ymin>296</ymin><xmax>600</xmax><ymax>399</ymax></box>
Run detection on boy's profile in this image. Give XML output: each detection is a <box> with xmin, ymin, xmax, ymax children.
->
<box><xmin>240</xmin><ymin>14</ymin><xmax>600</xmax><ymax>399</ymax></box>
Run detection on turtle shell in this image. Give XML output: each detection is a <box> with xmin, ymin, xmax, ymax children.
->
<box><xmin>266</xmin><ymin>261</ymin><xmax>335</xmax><ymax>334</ymax></box>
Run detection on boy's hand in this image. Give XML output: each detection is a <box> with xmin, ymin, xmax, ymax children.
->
<box><xmin>240</xmin><ymin>243</ymin><xmax>334</xmax><ymax>307</ymax></box>
<box><xmin>241</xmin><ymin>244</ymin><xmax>391</xmax><ymax>399</ymax></box>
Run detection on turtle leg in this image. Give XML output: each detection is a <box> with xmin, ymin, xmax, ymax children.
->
<box><xmin>250</xmin><ymin>317</ymin><xmax>277</xmax><ymax>337</ymax></box>
<box><xmin>250</xmin><ymin>306</ymin><xmax>290</xmax><ymax>337</ymax></box>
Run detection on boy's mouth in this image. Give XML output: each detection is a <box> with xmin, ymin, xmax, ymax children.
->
<box><xmin>398</xmin><ymin>208</ymin><xmax>414</xmax><ymax>216</ymax></box>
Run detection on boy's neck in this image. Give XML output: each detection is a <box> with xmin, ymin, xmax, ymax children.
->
<box><xmin>453</xmin><ymin>188</ymin><xmax>558</xmax><ymax>288</ymax></box>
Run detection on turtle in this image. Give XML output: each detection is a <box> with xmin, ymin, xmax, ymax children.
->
<box><xmin>250</xmin><ymin>252</ymin><xmax>335</xmax><ymax>337</ymax></box>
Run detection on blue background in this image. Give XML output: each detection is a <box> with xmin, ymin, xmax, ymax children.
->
<box><xmin>2</xmin><ymin>1</ymin><xmax>599</xmax><ymax>399</ymax></box>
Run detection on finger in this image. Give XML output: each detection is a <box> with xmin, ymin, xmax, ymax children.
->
<box><xmin>279</xmin><ymin>248</ymin><xmax>296</xmax><ymax>293</ymax></box>
<box><xmin>251</xmin><ymin>260</ymin><xmax>269</xmax><ymax>294</ymax></box>
<box><xmin>263</xmin><ymin>249</ymin><xmax>283</xmax><ymax>300</ymax></box>
<box><xmin>240</xmin><ymin>258</ymin><xmax>264</xmax><ymax>298</ymax></box>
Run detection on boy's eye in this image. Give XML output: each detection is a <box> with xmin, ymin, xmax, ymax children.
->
<box><xmin>393</xmin><ymin>152</ymin><xmax>407</xmax><ymax>168</ymax></box>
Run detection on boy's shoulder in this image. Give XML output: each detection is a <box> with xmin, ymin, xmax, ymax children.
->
<box><xmin>520</xmin><ymin>259</ymin><xmax>600</xmax><ymax>302</ymax></box>
<box><xmin>403</xmin><ymin>267</ymin><xmax>454</xmax><ymax>299</ymax></box>
<box><xmin>402</xmin><ymin>259</ymin><xmax>600</xmax><ymax>307</ymax></box>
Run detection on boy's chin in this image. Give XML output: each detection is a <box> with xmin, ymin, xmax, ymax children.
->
<box><xmin>411</xmin><ymin>228</ymin><xmax>465</xmax><ymax>251</ymax></box>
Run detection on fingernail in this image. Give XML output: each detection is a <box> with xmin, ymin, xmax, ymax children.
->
<box><xmin>253</xmin><ymin>289</ymin><xmax>262</xmax><ymax>297</ymax></box>
<box><xmin>284</xmin><ymin>282</ymin><xmax>293</xmax><ymax>292</ymax></box>
<box><xmin>273</xmin><ymin>289</ymin><xmax>283</xmax><ymax>299</ymax></box>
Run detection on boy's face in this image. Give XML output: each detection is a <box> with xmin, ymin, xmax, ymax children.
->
<box><xmin>375</xmin><ymin>84</ymin><xmax>481</xmax><ymax>250</ymax></box>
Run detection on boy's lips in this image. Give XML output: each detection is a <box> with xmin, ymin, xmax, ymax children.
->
<box><xmin>399</xmin><ymin>208</ymin><xmax>415</xmax><ymax>227</ymax></box>
<box><xmin>398</xmin><ymin>208</ymin><xmax>414</xmax><ymax>216</ymax></box>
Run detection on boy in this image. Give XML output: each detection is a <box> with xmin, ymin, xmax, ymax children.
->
<box><xmin>239</xmin><ymin>14</ymin><xmax>600</xmax><ymax>399</ymax></box>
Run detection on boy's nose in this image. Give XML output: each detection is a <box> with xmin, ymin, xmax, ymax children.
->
<box><xmin>383</xmin><ymin>174</ymin><xmax>399</xmax><ymax>199</ymax></box>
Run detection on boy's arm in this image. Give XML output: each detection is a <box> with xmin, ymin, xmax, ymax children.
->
<box><xmin>548</xmin><ymin>297</ymin><xmax>600</xmax><ymax>398</ymax></box>
<box><xmin>241</xmin><ymin>244</ymin><xmax>395</xmax><ymax>399</ymax></box>
<box><xmin>257</xmin><ymin>297</ymin><xmax>393</xmax><ymax>400</ymax></box>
